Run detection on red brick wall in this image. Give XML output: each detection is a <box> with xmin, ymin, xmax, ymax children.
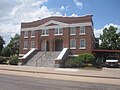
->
<box><xmin>19</xmin><ymin>15</ymin><xmax>95</xmax><ymax>55</ymax></box>
<box><xmin>20</xmin><ymin>26</ymin><xmax>94</xmax><ymax>55</ymax></box>
<box><xmin>69</xmin><ymin>26</ymin><xmax>93</xmax><ymax>55</ymax></box>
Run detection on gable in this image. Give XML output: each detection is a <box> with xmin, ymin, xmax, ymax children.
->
<box><xmin>46</xmin><ymin>23</ymin><xmax>58</xmax><ymax>26</ymax></box>
<box><xmin>38</xmin><ymin>20</ymin><xmax>69</xmax><ymax>28</ymax></box>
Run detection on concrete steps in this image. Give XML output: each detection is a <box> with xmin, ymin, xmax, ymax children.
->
<box><xmin>25</xmin><ymin>51</ymin><xmax>60</xmax><ymax>67</ymax></box>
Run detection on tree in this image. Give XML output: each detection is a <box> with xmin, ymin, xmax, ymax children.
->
<box><xmin>1</xmin><ymin>46</ymin><xmax>11</xmax><ymax>57</ymax></box>
<box><xmin>0</xmin><ymin>36</ymin><xmax>5</xmax><ymax>53</ymax></box>
<box><xmin>9</xmin><ymin>55</ymin><xmax>19</xmax><ymax>65</ymax></box>
<box><xmin>7</xmin><ymin>34</ymin><xmax>20</xmax><ymax>56</ymax></box>
<box><xmin>100</xmin><ymin>26</ymin><xmax>120</xmax><ymax>50</ymax></box>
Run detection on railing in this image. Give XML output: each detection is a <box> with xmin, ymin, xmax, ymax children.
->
<box><xmin>35</xmin><ymin>51</ymin><xmax>55</xmax><ymax>67</ymax></box>
<box><xmin>35</xmin><ymin>51</ymin><xmax>47</xmax><ymax>67</ymax></box>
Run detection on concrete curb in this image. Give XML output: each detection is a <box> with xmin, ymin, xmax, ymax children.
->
<box><xmin>0</xmin><ymin>66</ymin><xmax>120</xmax><ymax>79</ymax></box>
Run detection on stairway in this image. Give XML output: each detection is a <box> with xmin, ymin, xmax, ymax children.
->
<box><xmin>25</xmin><ymin>51</ymin><xmax>60</xmax><ymax>67</ymax></box>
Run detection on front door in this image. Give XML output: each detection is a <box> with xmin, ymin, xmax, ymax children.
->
<box><xmin>55</xmin><ymin>39</ymin><xmax>63</xmax><ymax>51</ymax></box>
<box><xmin>41</xmin><ymin>40</ymin><xmax>49</xmax><ymax>51</ymax></box>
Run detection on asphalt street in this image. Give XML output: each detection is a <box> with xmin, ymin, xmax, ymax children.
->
<box><xmin>0</xmin><ymin>74</ymin><xmax>120</xmax><ymax>90</ymax></box>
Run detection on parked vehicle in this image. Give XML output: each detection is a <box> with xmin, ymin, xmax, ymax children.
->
<box><xmin>105</xmin><ymin>56</ymin><xmax>120</xmax><ymax>68</ymax></box>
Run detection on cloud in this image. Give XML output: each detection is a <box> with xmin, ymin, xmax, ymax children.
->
<box><xmin>60</xmin><ymin>5</ymin><xmax>69</xmax><ymax>11</ymax></box>
<box><xmin>94</xmin><ymin>23</ymin><xmax>120</xmax><ymax>38</ymax></box>
<box><xmin>0</xmin><ymin>0</ymin><xmax>62</xmax><ymax>45</ymax></box>
<box><xmin>0</xmin><ymin>0</ymin><xmax>19</xmax><ymax>17</ymax></box>
<box><xmin>70</xmin><ymin>13</ymin><xmax>78</xmax><ymax>17</ymax></box>
<box><xmin>31</xmin><ymin>0</ymin><xmax>48</xmax><ymax>6</ymax></box>
<box><xmin>60</xmin><ymin>6</ymin><xmax>65</xmax><ymax>11</ymax></box>
<box><xmin>0</xmin><ymin>23</ymin><xmax>20</xmax><ymax>44</ymax></box>
<box><xmin>73</xmin><ymin>0</ymin><xmax>83</xmax><ymax>9</ymax></box>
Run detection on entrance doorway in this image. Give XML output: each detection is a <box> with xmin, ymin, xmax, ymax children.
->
<box><xmin>55</xmin><ymin>39</ymin><xmax>63</xmax><ymax>51</ymax></box>
<box><xmin>41</xmin><ymin>40</ymin><xmax>49</xmax><ymax>51</ymax></box>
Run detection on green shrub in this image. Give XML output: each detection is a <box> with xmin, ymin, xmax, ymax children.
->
<box><xmin>65</xmin><ymin>57</ymin><xmax>84</xmax><ymax>68</ymax></box>
<box><xmin>0</xmin><ymin>56</ymin><xmax>8</xmax><ymax>64</ymax></box>
<box><xmin>76</xmin><ymin>53</ymin><xmax>95</xmax><ymax>66</ymax></box>
<box><xmin>65</xmin><ymin>53</ymin><xmax>95</xmax><ymax>68</ymax></box>
<box><xmin>65</xmin><ymin>59</ymin><xmax>77</xmax><ymax>68</ymax></box>
<box><xmin>9</xmin><ymin>55</ymin><xmax>19</xmax><ymax>65</ymax></box>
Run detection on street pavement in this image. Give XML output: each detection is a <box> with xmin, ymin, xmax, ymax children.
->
<box><xmin>0</xmin><ymin>65</ymin><xmax>120</xmax><ymax>79</ymax></box>
<box><xmin>0</xmin><ymin>74</ymin><xmax>120</xmax><ymax>90</ymax></box>
<box><xmin>0</xmin><ymin>65</ymin><xmax>120</xmax><ymax>85</ymax></box>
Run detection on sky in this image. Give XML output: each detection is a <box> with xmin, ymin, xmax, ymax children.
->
<box><xmin>0</xmin><ymin>0</ymin><xmax>120</xmax><ymax>45</ymax></box>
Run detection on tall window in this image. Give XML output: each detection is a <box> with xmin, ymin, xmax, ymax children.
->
<box><xmin>70</xmin><ymin>39</ymin><xmax>76</xmax><ymax>49</ymax></box>
<box><xmin>80</xmin><ymin>39</ymin><xmax>86</xmax><ymax>49</ymax></box>
<box><xmin>80</xmin><ymin>26</ymin><xmax>85</xmax><ymax>35</ymax></box>
<box><xmin>24</xmin><ymin>41</ymin><xmax>28</xmax><ymax>49</ymax></box>
<box><xmin>41</xmin><ymin>29</ymin><xmax>49</xmax><ymax>36</ymax></box>
<box><xmin>31</xmin><ymin>31</ymin><xmax>35</xmax><ymax>37</ymax></box>
<box><xmin>24</xmin><ymin>31</ymin><xmax>28</xmax><ymax>38</ymax></box>
<box><xmin>70</xmin><ymin>27</ymin><xmax>76</xmax><ymax>35</ymax></box>
<box><xmin>30</xmin><ymin>41</ymin><xmax>35</xmax><ymax>48</ymax></box>
<box><xmin>54</xmin><ymin>28</ymin><xmax>63</xmax><ymax>35</ymax></box>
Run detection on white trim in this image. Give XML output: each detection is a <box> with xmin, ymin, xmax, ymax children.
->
<box><xmin>70</xmin><ymin>34</ymin><xmax>76</xmax><ymax>36</ymax></box>
<box><xmin>70</xmin><ymin>39</ymin><xmax>76</xmax><ymax>49</ymax></box>
<box><xmin>70</xmin><ymin>27</ymin><xmax>76</xmax><ymax>35</ymax></box>
<box><xmin>69</xmin><ymin>55</ymin><xmax>78</xmax><ymax>57</ymax></box>
<box><xmin>41</xmin><ymin>35</ymin><xmax>49</xmax><ymax>36</ymax></box>
<box><xmin>70</xmin><ymin>47</ymin><xmax>76</xmax><ymax>49</ymax></box>
<box><xmin>79</xmin><ymin>33</ymin><xmax>85</xmax><ymax>35</ymax></box>
<box><xmin>19</xmin><ymin>54</ymin><xmax>25</xmax><ymax>57</ymax></box>
<box><xmin>31</xmin><ymin>36</ymin><xmax>35</xmax><ymax>38</ymax></box>
<box><xmin>23</xmin><ymin>48</ymin><xmax>28</xmax><ymax>50</ymax></box>
<box><xmin>24</xmin><ymin>36</ymin><xmax>28</xmax><ymax>38</ymax></box>
<box><xmin>22</xmin><ymin>48</ymin><xmax>36</xmax><ymax>59</ymax></box>
<box><xmin>54</xmin><ymin>34</ymin><xmax>63</xmax><ymax>36</ymax></box>
<box><xmin>56</xmin><ymin>48</ymin><xmax>68</xmax><ymax>60</ymax></box>
<box><xmin>21</xmin><ymin>20</ymin><xmax>92</xmax><ymax>31</ymax></box>
<box><xmin>79</xmin><ymin>47</ymin><xmax>86</xmax><ymax>49</ymax></box>
<box><xmin>80</xmin><ymin>26</ymin><xmax>86</xmax><ymax>35</ymax></box>
<box><xmin>80</xmin><ymin>39</ymin><xmax>86</xmax><ymax>49</ymax></box>
<box><xmin>54</xmin><ymin>28</ymin><xmax>63</xmax><ymax>35</ymax></box>
<box><xmin>41</xmin><ymin>29</ymin><xmax>49</xmax><ymax>36</ymax></box>
<box><xmin>31</xmin><ymin>31</ymin><xmax>36</xmax><ymax>37</ymax></box>
<box><xmin>24</xmin><ymin>31</ymin><xmax>28</xmax><ymax>37</ymax></box>
<box><xmin>39</xmin><ymin>20</ymin><xmax>69</xmax><ymax>28</ymax></box>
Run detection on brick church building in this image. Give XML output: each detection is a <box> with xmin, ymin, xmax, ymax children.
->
<box><xmin>19</xmin><ymin>15</ymin><xmax>98</xmax><ymax>67</ymax></box>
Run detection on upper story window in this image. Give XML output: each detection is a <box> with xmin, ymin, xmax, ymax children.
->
<box><xmin>70</xmin><ymin>39</ymin><xmax>76</xmax><ymax>49</ymax></box>
<box><xmin>70</xmin><ymin>27</ymin><xmax>76</xmax><ymax>35</ymax></box>
<box><xmin>54</xmin><ymin>28</ymin><xmax>63</xmax><ymax>35</ymax></box>
<box><xmin>41</xmin><ymin>29</ymin><xmax>49</xmax><ymax>36</ymax></box>
<box><xmin>24</xmin><ymin>31</ymin><xmax>28</xmax><ymax>38</ymax></box>
<box><xmin>31</xmin><ymin>31</ymin><xmax>35</xmax><ymax>37</ymax></box>
<box><xmin>30</xmin><ymin>41</ymin><xmax>35</xmax><ymax>48</ymax></box>
<box><xmin>23</xmin><ymin>40</ymin><xmax>28</xmax><ymax>49</ymax></box>
<box><xmin>80</xmin><ymin>26</ymin><xmax>85</xmax><ymax>35</ymax></box>
<box><xmin>80</xmin><ymin>39</ymin><xmax>86</xmax><ymax>49</ymax></box>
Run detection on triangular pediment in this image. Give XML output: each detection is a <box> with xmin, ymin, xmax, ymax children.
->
<box><xmin>38</xmin><ymin>20</ymin><xmax>69</xmax><ymax>28</ymax></box>
<box><xmin>46</xmin><ymin>23</ymin><xmax>58</xmax><ymax>26</ymax></box>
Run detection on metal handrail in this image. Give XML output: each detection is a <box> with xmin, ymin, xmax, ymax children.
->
<box><xmin>35</xmin><ymin>51</ymin><xmax>46</xmax><ymax>67</ymax></box>
<box><xmin>35</xmin><ymin>51</ymin><xmax>57</xmax><ymax>67</ymax></box>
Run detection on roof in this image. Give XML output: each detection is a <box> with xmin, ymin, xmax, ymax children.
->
<box><xmin>21</xmin><ymin>15</ymin><xmax>93</xmax><ymax>28</ymax></box>
<box><xmin>92</xmin><ymin>49</ymin><xmax>120</xmax><ymax>53</ymax></box>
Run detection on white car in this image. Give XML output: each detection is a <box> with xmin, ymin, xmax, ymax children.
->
<box><xmin>105</xmin><ymin>56</ymin><xmax>120</xmax><ymax>68</ymax></box>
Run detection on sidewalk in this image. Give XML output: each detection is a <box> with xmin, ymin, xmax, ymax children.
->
<box><xmin>0</xmin><ymin>65</ymin><xmax>120</xmax><ymax>79</ymax></box>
